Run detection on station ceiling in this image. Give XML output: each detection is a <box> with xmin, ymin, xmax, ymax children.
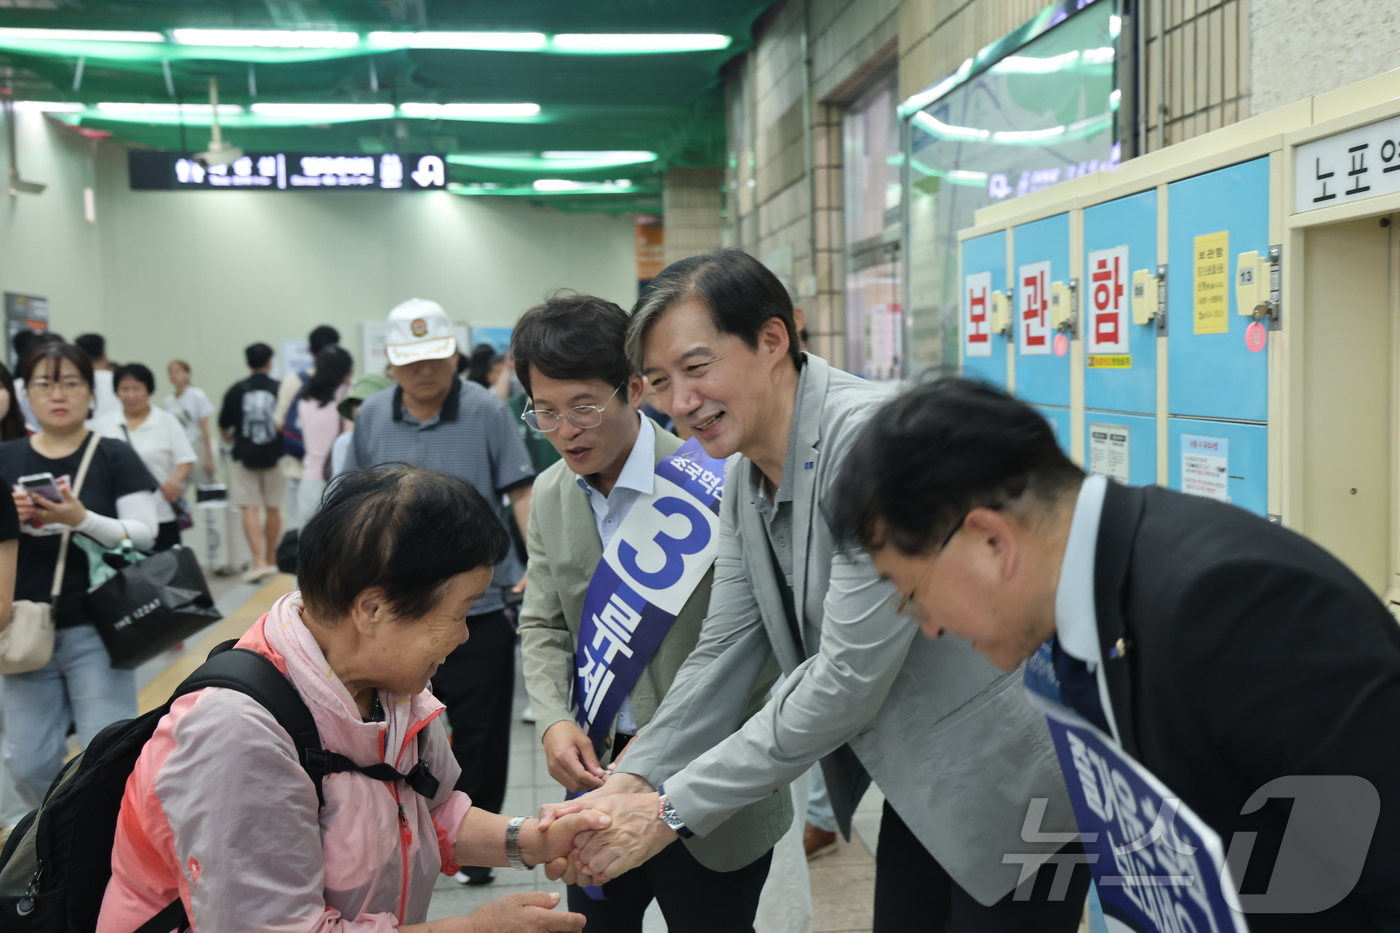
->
<box><xmin>0</xmin><ymin>1</ymin><xmax>774</xmax><ymax>213</ymax></box>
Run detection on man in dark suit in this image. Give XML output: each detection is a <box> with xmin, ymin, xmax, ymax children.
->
<box><xmin>830</xmin><ymin>376</ymin><xmax>1400</xmax><ymax>932</ymax></box>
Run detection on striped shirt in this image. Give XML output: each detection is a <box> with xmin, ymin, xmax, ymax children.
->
<box><xmin>345</xmin><ymin>379</ymin><xmax>535</xmax><ymax>615</ymax></box>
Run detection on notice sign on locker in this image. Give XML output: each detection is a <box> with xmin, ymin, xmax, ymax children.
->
<box><xmin>1193</xmin><ymin>232</ymin><xmax>1230</xmax><ymax>335</ymax></box>
<box><xmin>1089</xmin><ymin>423</ymin><xmax>1130</xmax><ymax>484</ymax></box>
<box><xmin>1087</xmin><ymin>245</ymin><xmax>1129</xmax><ymax>360</ymax></box>
<box><xmin>965</xmin><ymin>272</ymin><xmax>992</xmax><ymax>358</ymax></box>
<box><xmin>1019</xmin><ymin>261</ymin><xmax>1052</xmax><ymax>355</ymax></box>
<box><xmin>1182</xmin><ymin>434</ymin><xmax>1229</xmax><ymax>501</ymax></box>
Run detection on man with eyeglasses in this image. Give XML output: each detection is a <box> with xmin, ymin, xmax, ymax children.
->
<box><xmin>545</xmin><ymin>250</ymin><xmax>1084</xmax><ymax>933</ymax></box>
<box><xmin>344</xmin><ymin>297</ymin><xmax>535</xmax><ymax>886</ymax></box>
<box><xmin>512</xmin><ymin>294</ymin><xmax>791</xmax><ymax>930</ymax></box>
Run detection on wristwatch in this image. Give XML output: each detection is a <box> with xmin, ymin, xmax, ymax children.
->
<box><xmin>656</xmin><ymin>785</ymin><xmax>694</xmax><ymax>839</ymax></box>
<box><xmin>504</xmin><ymin>815</ymin><xmax>530</xmax><ymax>870</ymax></box>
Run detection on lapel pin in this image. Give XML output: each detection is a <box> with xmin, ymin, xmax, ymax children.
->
<box><xmin>1108</xmin><ymin>637</ymin><xmax>1131</xmax><ymax>659</ymax></box>
<box><xmin>804</xmin><ymin>461</ymin><xmax>814</xmax><ymax>469</ymax></box>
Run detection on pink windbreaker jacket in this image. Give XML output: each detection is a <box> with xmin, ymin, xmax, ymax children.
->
<box><xmin>98</xmin><ymin>593</ymin><xmax>474</xmax><ymax>933</ymax></box>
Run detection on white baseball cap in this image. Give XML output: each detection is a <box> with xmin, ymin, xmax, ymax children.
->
<box><xmin>385</xmin><ymin>298</ymin><xmax>456</xmax><ymax>366</ymax></box>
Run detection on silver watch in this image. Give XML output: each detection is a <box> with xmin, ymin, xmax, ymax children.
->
<box><xmin>504</xmin><ymin>815</ymin><xmax>530</xmax><ymax>870</ymax></box>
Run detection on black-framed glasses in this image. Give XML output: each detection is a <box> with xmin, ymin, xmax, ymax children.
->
<box><xmin>888</xmin><ymin>513</ymin><xmax>967</xmax><ymax>621</ymax></box>
<box><xmin>521</xmin><ymin>384</ymin><xmax>623</xmax><ymax>433</ymax></box>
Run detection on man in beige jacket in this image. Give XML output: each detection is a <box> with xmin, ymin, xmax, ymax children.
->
<box><xmin>514</xmin><ymin>293</ymin><xmax>791</xmax><ymax>932</ymax></box>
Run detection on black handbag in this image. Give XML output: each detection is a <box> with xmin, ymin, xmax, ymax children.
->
<box><xmin>84</xmin><ymin>545</ymin><xmax>223</xmax><ymax>669</ymax></box>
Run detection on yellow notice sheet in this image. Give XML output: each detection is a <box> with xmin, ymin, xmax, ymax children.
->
<box><xmin>1193</xmin><ymin>231</ymin><xmax>1229</xmax><ymax>334</ymax></box>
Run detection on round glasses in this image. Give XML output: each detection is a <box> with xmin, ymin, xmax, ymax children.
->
<box><xmin>521</xmin><ymin>384</ymin><xmax>623</xmax><ymax>433</ymax></box>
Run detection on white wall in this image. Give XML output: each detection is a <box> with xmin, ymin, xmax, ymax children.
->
<box><xmin>1252</xmin><ymin>1</ymin><xmax>1400</xmax><ymax>115</ymax></box>
<box><xmin>0</xmin><ymin>111</ymin><xmax>638</xmax><ymax>399</ymax></box>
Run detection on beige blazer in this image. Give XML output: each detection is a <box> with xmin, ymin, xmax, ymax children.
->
<box><xmin>518</xmin><ymin>417</ymin><xmax>792</xmax><ymax>872</ymax></box>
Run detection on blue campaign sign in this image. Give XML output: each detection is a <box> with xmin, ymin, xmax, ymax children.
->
<box><xmin>1026</xmin><ymin>645</ymin><xmax>1249</xmax><ymax>933</ymax></box>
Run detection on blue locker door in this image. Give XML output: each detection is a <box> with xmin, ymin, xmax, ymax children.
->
<box><xmin>1084</xmin><ymin>412</ymin><xmax>1156</xmax><ymax>486</ymax></box>
<box><xmin>1036</xmin><ymin>405</ymin><xmax>1073</xmax><ymax>458</ymax></box>
<box><xmin>961</xmin><ymin>231</ymin><xmax>1009</xmax><ymax>388</ymax></box>
<box><xmin>1082</xmin><ymin>191</ymin><xmax>1157</xmax><ymax>415</ymax></box>
<box><xmin>1167</xmin><ymin>419</ymin><xmax>1268</xmax><ymax>516</ymax></box>
<box><xmin>1166</xmin><ymin>157</ymin><xmax>1270</xmax><ymax>422</ymax></box>
<box><xmin>1013</xmin><ymin>213</ymin><xmax>1072</xmax><ymax>406</ymax></box>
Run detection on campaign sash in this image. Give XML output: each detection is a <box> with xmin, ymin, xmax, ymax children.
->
<box><xmin>1024</xmin><ymin>643</ymin><xmax>1249</xmax><ymax>933</ymax></box>
<box><xmin>572</xmin><ymin>437</ymin><xmax>727</xmax><ymax>748</ymax></box>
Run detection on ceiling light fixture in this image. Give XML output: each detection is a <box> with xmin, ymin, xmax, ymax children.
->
<box><xmin>96</xmin><ymin>102</ymin><xmax>245</xmax><ymax>115</ymax></box>
<box><xmin>532</xmin><ymin>178</ymin><xmax>636</xmax><ymax>192</ymax></box>
<box><xmin>250</xmin><ymin>103</ymin><xmax>394</xmax><ymax>119</ymax></box>
<box><xmin>549</xmin><ymin>33</ymin><xmax>730</xmax><ymax>53</ymax></box>
<box><xmin>368</xmin><ymin>31</ymin><xmax>546</xmax><ymax>51</ymax></box>
<box><xmin>171</xmin><ymin>29</ymin><xmax>360</xmax><ymax>49</ymax></box>
<box><xmin>540</xmin><ymin>150</ymin><xmax>656</xmax><ymax>163</ymax></box>
<box><xmin>0</xmin><ymin>27</ymin><xmax>165</xmax><ymax>43</ymax></box>
<box><xmin>14</xmin><ymin>101</ymin><xmax>86</xmax><ymax>113</ymax></box>
<box><xmin>400</xmin><ymin>103</ymin><xmax>540</xmax><ymax>119</ymax></box>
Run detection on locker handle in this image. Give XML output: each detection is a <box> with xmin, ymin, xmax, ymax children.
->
<box><xmin>1131</xmin><ymin>268</ymin><xmax>1161</xmax><ymax>326</ymax></box>
<box><xmin>990</xmin><ymin>291</ymin><xmax>1012</xmax><ymax>337</ymax></box>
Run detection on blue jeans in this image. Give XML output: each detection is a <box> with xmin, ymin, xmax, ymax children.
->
<box><xmin>806</xmin><ymin>764</ymin><xmax>837</xmax><ymax>833</ymax></box>
<box><xmin>2</xmin><ymin>624</ymin><xmax>137</xmax><ymax>806</ymax></box>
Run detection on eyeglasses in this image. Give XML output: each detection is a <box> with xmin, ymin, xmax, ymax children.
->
<box><xmin>521</xmin><ymin>385</ymin><xmax>623</xmax><ymax>433</ymax></box>
<box><xmin>887</xmin><ymin>514</ymin><xmax>967</xmax><ymax>622</ymax></box>
<box><xmin>28</xmin><ymin>378</ymin><xmax>87</xmax><ymax>397</ymax></box>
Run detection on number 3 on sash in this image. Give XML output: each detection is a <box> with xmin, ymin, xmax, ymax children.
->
<box><xmin>618</xmin><ymin>496</ymin><xmax>712</xmax><ymax>590</ymax></box>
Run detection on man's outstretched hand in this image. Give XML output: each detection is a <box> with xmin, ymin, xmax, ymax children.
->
<box><xmin>568</xmin><ymin>792</ymin><xmax>679</xmax><ymax>881</ymax></box>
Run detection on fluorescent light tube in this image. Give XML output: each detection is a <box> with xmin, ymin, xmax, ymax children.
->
<box><xmin>550</xmin><ymin>34</ymin><xmax>730</xmax><ymax>53</ymax></box>
<box><xmin>250</xmin><ymin>103</ymin><xmax>394</xmax><ymax>119</ymax></box>
<box><xmin>368</xmin><ymin>31</ymin><xmax>546</xmax><ymax>51</ymax></box>
<box><xmin>14</xmin><ymin>101</ymin><xmax>86</xmax><ymax>112</ymax></box>
<box><xmin>400</xmin><ymin>102</ymin><xmax>540</xmax><ymax>119</ymax></box>
<box><xmin>540</xmin><ymin>150</ymin><xmax>656</xmax><ymax>163</ymax></box>
<box><xmin>0</xmin><ymin>27</ymin><xmax>165</xmax><ymax>43</ymax></box>
<box><xmin>172</xmin><ymin>29</ymin><xmax>359</xmax><ymax>49</ymax></box>
<box><xmin>97</xmin><ymin>102</ymin><xmax>245</xmax><ymax>115</ymax></box>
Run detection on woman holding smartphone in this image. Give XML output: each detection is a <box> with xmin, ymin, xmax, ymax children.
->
<box><xmin>0</xmin><ymin>342</ymin><xmax>158</xmax><ymax>805</ymax></box>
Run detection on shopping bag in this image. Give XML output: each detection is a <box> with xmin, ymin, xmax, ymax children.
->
<box><xmin>84</xmin><ymin>545</ymin><xmax>222</xmax><ymax>669</ymax></box>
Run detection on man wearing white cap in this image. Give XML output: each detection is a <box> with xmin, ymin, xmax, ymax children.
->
<box><xmin>346</xmin><ymin>298</ymin><xmax>536</xmax><ymax>885</ymax></box>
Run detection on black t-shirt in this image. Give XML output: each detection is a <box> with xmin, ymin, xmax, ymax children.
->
<box><xmin>218</xmin><ymin>373</ymin><xmax>284</xmax><ymax>469</ymax></box>
<box><xmin>0</xmin><ymin>483</ymin><xmax>17</xmax><ymax>544</ymax></box>
<box><xmin>0</xmin><ymin>433</ymin><xmax>157</xmax><ymax>628</ymax></box>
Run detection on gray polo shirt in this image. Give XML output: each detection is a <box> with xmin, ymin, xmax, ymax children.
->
<box><xmin>345</xmin><ymin>378</ymin><xmax>535</xmax><ymax>615</ymax></box>
<box><xmin>751</xmin><ymin>361</ymin><xmax>809</xmax><ymax>584</ymax></box>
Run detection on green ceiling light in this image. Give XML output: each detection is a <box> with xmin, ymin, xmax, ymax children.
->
<box><xmin>97</xmin><ymin>102</ymin><xmax>245</xmax><ymax>116</ymax></box>
<box><xmin>171</xmin><ymin>29</ymin><xmax>360</xmax><ymax>49</ymax></box>
<box><xmin>367</xmin><ymin>31</ymin><xmax>547</xmax><ymax>51</ymax></box>
<box><xmin>0</xmin><ymin>27</ymin><xmax>165</xmax><ymax>43</ymax></box>
<box><xmin>447</xmin><ymin>150</ymin><xmax>656</xmax><ymax>171</ymax></box>
<box><xmin>400</xmin><ymin>103</ymin><xmax>540</xmax><ymax>120</ymax></box>
<box><xmin>532</xmin><ymin>178</ymin><xmax>636</xmax><ymax>192</ymax></box>
<box><xmin>14</xmin><ymin>101</ymin><xmax>85</xmax><ymax>113</ymax></box>
<box><xmin>250</xmin><ymin>103</ymin><xmax>395</xmax><ymax>120</ymax></box>
<box><xmin>549</xmin><ymin>34</ymin><xmax>730</xmax><ymax>53</ymax></box>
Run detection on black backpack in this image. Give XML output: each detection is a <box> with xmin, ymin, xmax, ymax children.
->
<box><xmin>0</xmin><ymin>641</ymin><xmax>441</xmax><ymax>933</ymax></box>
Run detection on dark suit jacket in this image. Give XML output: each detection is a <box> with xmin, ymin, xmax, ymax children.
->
<box><xmin>1086</xmin><ymin>481</ymin><xmax>1400</xmax><ymax>931</ymax></box>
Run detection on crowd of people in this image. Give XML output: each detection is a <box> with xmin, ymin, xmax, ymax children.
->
<box><xmin>0</xmin><ymin>248</ymin><xmax>1398</xmax><ymax>933</ymax></box>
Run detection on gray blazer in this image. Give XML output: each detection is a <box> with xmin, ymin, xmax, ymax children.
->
<box><xmin>621</xmin><ymin>355</ymin><xmax>1075</xmax><ymax>906</ymax></box>
<box><xmin>518</xmin><ymin>417</ymin><xmax>792</xmax><ymax>872</ymax></box>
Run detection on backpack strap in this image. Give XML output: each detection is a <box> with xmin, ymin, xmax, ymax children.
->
<box><xmin>173</xmin><ymin>640</ymin><xmax>440</xmax><ymax>806</ymax></box>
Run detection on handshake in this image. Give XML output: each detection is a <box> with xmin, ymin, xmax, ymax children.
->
<box><xmin>535</xmin><ymin>772</ymin><xmax>680</xmax><ymax>887</ymax></box>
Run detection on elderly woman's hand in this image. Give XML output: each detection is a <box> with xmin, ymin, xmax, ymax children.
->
<box><xmin>467</xmin><ymin>892</ymin><xmax>586</xmax><ymax>933</ymax></box>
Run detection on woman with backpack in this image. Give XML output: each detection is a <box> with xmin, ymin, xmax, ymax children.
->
<box><xmin>0</xmin><ymin>342</ymin><xmax>158</xmax><ymax>805</ymax></box>
<box><xmin>294</xmin><ymin>345</ymin><xmax>353</xmax><ymax>521</ymax></box>
<box><xmin>98</xmin><ymin>467</ymin><xmax>609</xmax><ymax>933</ymax></box>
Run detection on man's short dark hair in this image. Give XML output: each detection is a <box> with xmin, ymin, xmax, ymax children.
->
<box><xmin>113</xmin><ymin>362</ymin><xmax>155</xmax><ymax>395</ymax></box>
<box><xmin>74</xmin><ymin>333</ymin><xmax>106</xmax><ymax>361</ymax></box>
<box><xmin>309</xmin><ymin>325</ymin><xmax>340</xmax><ymax>356</ymax></box>
<box><xmin>299</xmin><ymin>466</ymin><xmax>511</xmax><ymax>621</ymax></box>
<box><xmin>626</xmin><ymin>249</ymin><xmax>801</xmax><ymax>371</ymax></box>
<box><xmin>245</xmin><ymin>342</ymin><xmax>274</xmax><ymax>370</ymax></box>
<box><xmin>830</xmin><ymin>377</ymin><xmax>1086</xmax><ymax>555</ymax></box>
<box><xmin>513</xmin><ymin>293</ymin><xmax>632</xmax><ymax>399</ymax></box>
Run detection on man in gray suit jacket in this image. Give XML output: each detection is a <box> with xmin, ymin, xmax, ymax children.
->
<box><xmin>513</xmin><ymin>294</ymin><xmax>791</xmax><ymax>931</ymax></box>
<box><xmin>549</xmin><ymin>251</ymin><xmax>1087</xmax><ymax>932</ymax></box>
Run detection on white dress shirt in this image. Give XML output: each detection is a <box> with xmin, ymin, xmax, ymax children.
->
<box><xmin>94</xmin><ymin>406</ymin><xmax>197</xmax><ymax>524</ymax></box>
<box><xmin>574</xmin><ymin>410</ymin><xmax>655</xmax><ymax>735</ymax></box>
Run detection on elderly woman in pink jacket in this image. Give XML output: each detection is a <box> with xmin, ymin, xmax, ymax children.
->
<box><xmin>99</xmin><ymin>467</ymin><xmax>608</xmax><ymax>933</ymax></box>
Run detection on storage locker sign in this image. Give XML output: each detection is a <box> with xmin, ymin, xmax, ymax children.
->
<box><xmin>1193</xmin><ymin>232</ymin><xmax>1229</xmax><ymax>335</ymax></box>
<box><xmin>1295</xmin><ymin>111</ymin><xmax>1400</xmax><ymax>213</ymax></box>
<box><xmin>1019</xmin><ymin>261</ymin><xmax>1052</xmax><ymax>356</ymax></box>
<box><xmin>964</xmin><ymin>271</ymin><xmax>993</xmax><ymax>358</ymax></box>
<box><xmin>1087</xmin><ymin>245</ymin><xmax>1129</xmax><ymax>355</ymax></box>
<box><xmin>1089</xmin><ymin>423</ymin><xmax>1130</xmax><ymax>484</ymax></box>
<box><xmin>1181</xmin><ymin>434</ymin><xmax>1229</xmax><ymax>502</ymax></box>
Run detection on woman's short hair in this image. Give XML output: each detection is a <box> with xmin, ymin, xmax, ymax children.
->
<box><xmin>830</xmin><ymin>377</ymin><xmax>1085</xmax><ymax>555</ymax></box>
<box><xmin>298</xmin><ymin>466</ymin><xmax>511</xmax><ymax>622</ymax></box>
<box><xmin>114</xmin><ymin>362</ymin><xmax>155</xmax><ymax>395</ymax></box>
<box><xmin>169</xmin><ymin>359</ymin><xmax>191</xmax><ymax>375</ymax></box>
<box><xmin>20</xmin><ymin>342</ymin><xmax>94</xmax><ymax>394</ymax></box>
<box><xmin>511</xmin><ymin>293</ymin><xmax>631</xmax><ymax>398</ymax></box>
<box><xmin>465</xmin><ymin>343</ymin><xmax>503</xmax><ymax>389</ymax></box>
<box><xmin>626</xmin><ymin>248</ymin><xmax>801</xmax><ymax>372</ymax></box>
